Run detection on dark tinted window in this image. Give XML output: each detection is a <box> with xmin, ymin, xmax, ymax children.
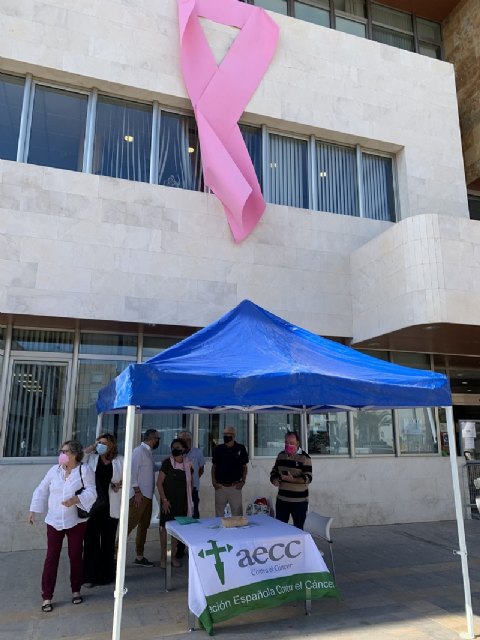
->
<box><xmin>27</xmin><ymin>85</ymin><xmax>88</xmax><ymax>171</ymax></box>
<box><xmin>0</xmin><ymin>74</ymin><xmax>24</xmax><ymax>161</ymax></box>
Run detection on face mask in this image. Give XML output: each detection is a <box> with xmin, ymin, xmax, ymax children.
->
<box><xmin>223</xmin><ymin>435</ymin><xmax>233</xmax><ymax>444</ymax></box>
<box><xmin>171</xmin><ymin>448</ymin><xmax>184</xmax><ymax>457</ymax></box>
<box><xmin>96</xmin><ymin>443</ymin><xmax>108</xmax><ymax>455</ymax></box>
<box><xmin>58</xmin><ymin>452</ymin><xmax>69</xmax><ymax>465</ymax></box>
<box><xmin>152</xmin><ymin>440</ymin><xmax>160</xmax><ymax>450</ymax></box>
<box><xmin>285</xmin><ymin>444</ymin><xmax>297</xmax><ymax>455</ymax></box>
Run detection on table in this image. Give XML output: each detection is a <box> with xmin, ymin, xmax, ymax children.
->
<box><xmin>165</xmin><ymin>515</ymin><xmax>339</xmax><ymax>635</ymax></box>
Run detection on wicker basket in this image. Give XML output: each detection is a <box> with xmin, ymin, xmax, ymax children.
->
<box><xmin>221</xmin><ymin>516</ymin><xmax>248</xmax><ymax>528</ymax></box>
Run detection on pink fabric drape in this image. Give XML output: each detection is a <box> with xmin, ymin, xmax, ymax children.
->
<box><xmin>177</xmin><ymin>0</ymin><xmax>279</xmax><ymax>242</ymax></box>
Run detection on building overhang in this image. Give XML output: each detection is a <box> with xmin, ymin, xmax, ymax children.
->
<box><xmin>352</xmin><ymin>323</ymin><xmax>480</xmax><ymax>358</ymax></box>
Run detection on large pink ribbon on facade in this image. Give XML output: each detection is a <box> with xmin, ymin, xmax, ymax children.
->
<box><xmin>177</xmin><ymin>0</ymin><xmax>279</xmax><ymax>242</ymax></box>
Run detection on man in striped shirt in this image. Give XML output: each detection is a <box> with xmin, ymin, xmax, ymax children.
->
<box><xmin>270</xmin><ymin>431</ymin><xmax>312</xmax><ymax>529</ymax></box>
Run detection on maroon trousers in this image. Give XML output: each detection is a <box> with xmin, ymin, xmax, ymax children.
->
<box><xmin>42</xmin><ymin>522</ymin><xmax>87</xmax><ymax>600</ymax></box>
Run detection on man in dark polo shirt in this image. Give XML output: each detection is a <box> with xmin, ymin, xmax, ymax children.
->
<box><xmin>211</xmin><ymin>426</ymin><xmax>249</xmax><ymax>516</ymax></box>
<box><xmin>270</xmin><ymin>431</ymin><xmax>312</xmax><ymax>529</ymax></box>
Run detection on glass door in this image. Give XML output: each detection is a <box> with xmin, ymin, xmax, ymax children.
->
<box><xmin>3</xmin><ymin>360</ymin><xmax>69</xmax><ymax>457</ymax></box>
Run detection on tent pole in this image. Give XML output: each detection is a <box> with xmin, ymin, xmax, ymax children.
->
<box><xmin>95</xmin><ymin>412</ymin><xmax>103</xmax><ymax>438</ymax></box>
<box><xmin>445</xmin><ymin>405</ymin><xmax>475</xmax><ymax>639</ymax></box>
<box><xmin>112</xmin><ymin>405</ymin><xmax>136</xmax><ymax>640</ymax></box>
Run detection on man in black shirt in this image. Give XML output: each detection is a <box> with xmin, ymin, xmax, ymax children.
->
<box><xmin>211</xmin><ymin>426</ymin><xmax>249</xmax><ymax>516</ymax></box>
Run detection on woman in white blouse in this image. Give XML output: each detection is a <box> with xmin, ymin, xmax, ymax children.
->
<box><xmin>28</xmin><ymin>440</ymin><xmax>96</xmax><ymax>613</ymax></box>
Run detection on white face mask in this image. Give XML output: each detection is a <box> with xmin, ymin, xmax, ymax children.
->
<box><xmin>96</xmin><ymin>443</ymin><xmax>108</xmax><ymax>455</ymax></box>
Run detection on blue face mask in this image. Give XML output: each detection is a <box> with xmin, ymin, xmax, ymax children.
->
<box><xmin>96</xmin><ymin>443</ymin><xmax>108</xmax><ymax>455</ymax></box>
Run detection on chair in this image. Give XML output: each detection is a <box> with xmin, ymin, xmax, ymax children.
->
<box><xmin>304</xmin><ymin>511</ymin><xmax>336</xmax><ymax>584</ymax></box>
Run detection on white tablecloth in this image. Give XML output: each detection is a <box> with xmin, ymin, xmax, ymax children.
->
<box><xmin>166</xmin><ymin>515</ymin><xmax>338</xmax><ymax>634</ymax></box>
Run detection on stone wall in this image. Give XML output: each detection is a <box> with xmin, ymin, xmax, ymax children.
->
<box><xmin>443</xmin><ymin>0</ymin><xmax>480</xmax><ymax>189</ymax></box>
<box><xmin>2</xmin><ymin>456</ymin><xmax>458</xmax><ymax>552</ymax></box>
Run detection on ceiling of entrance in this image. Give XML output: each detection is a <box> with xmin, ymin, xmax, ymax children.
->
<box><xmin>353</xmin><ymin>323</ymin><xmax>480</xmax><ymax>358</ymax></box>
<box><xmin>378</xmin><ymin>0</ymin><xmax>462</xmax><ymax>21</ymax></box>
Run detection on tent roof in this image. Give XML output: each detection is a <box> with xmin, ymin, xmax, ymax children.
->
<box><xmin>96</xmin><ymin>300</ymin><xmax>451</xmax><ymax>413</ymax></box>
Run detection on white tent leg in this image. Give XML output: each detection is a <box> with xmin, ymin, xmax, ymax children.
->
<box><xmin>445</xmin><ymin>405</ymin><xmax>475</xmax><ymax>639</ymax></box>
<box><xmin>112</xmin><ymin>405</ymin><xmax>136</xmax><ymax>640</ymax></box>
<box><xmin>95</xmin><ymin>412</ymin><xmax>103</xmax><ymax>439</ymax></box>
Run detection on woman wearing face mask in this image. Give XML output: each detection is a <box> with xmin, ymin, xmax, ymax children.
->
<box><xmin>82</xmin><ymin>433</ymin><xmax>124</xmax><ymax>587</ymax></box>
<box><xmin>157</xmin><ymin>438</ymin><xmax>193</xmax><ymax>568</ymax></box>
<box><xmin>270</xmin><ymin>431</ymin><xmax>312</xmax><ymax>530</ymax></box>
<box><xmin>28</xmin><ymin>440</ymin><xmax>97</xmax><ymax>612</ymax></box>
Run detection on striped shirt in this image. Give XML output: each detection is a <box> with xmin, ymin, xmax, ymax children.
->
<box><xmin>270</xmin><ymin>449</ymin><xmax>312</xmax><ymax>504</ymax></box>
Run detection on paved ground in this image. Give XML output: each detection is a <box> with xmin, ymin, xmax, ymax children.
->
<box><xmin>1</xmin><ymin>519</ymin><xmax>480</xmax><ymax>640</ymax></box>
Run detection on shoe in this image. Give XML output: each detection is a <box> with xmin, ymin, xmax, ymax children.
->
<box><xmin>133</xmin><ymin>557</ymin><xmax>154</xmax><ymax>567</ymax></box>
<box><xmin>41</xmin><ymin>601</ymin><xmax>53</xmax><ymax>613</ymax></box>
<box><xmin>72</xmin><ymin>595</ymin><xmax>83</xmax><ymax>605</ymax></box>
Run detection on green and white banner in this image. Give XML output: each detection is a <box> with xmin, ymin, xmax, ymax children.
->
<box><xmin>170</xmin><ymin>515</ymin><xmax>339</xmax><ymax>635</ymax></box>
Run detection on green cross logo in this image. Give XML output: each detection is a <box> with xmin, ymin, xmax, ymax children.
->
<box><xmin>198</xmin><ymin>539</ymin><xmax>233</xmax><ymax>585</ymax></box>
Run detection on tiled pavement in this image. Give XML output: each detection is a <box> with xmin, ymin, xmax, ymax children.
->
<box><xmin>1</xmin><ymin>519</ymin><xmax>480</xmax><ymax>640</ymax></box>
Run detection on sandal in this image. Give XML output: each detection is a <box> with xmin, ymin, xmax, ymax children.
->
<box><xmin>41</xmin><ymin>601</ymin><xmax>53</xmax><ymax>613</ymax></box>
<box><xmin>72</xmin><ymin>595</ymin><xmax>83</xmax><ymax>605</ymax></box>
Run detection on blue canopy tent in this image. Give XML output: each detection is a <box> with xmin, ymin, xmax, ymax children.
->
<box><xmin>97</xmin><ymin>299</ymin><xmax>451</xmax><ymax>412</ymax></box>
<box><xmin>97</xmin><ymin>300</ymin><xmax>473</xmax><ymax>640</ymax></box>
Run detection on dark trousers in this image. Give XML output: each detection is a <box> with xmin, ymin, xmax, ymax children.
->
<box><xmin>176</xmin><ymin>488</ymin><xmax>199</xmax><ymax>558</ymax></box>
<box><xmin>42</xmin><ymin>522</ymin><xmax>87</xmax><ymax>600</ymax></box>
<box><xmin>83</xmin><ymin>509</ymin><xmax>119</xmax><ymax>585</ymax></box>
<box><xmin>275</xmin><ymin>499</ymin><xmax>308</xmax><ymax>530</ymax></box>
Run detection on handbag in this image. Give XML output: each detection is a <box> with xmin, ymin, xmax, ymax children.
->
<box><xmin>75</xmin><ymin>465</ymin><xmax>90</xmax><ymax>519</ymax></box>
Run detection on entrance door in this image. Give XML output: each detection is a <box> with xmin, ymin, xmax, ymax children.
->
<box><xmin>3</xmin><ymin>360</ymin><xmax>69</xmax><ymax>457</ymax></box>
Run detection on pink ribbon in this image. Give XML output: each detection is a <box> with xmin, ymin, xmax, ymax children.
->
<box><xmin>177</xmin><ymin>0</ymin><xmax>279</xmax><ymax>242</ymax></box>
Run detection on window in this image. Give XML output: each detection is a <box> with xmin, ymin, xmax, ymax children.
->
<box><xmin>73</xmin><ymin>360</ymin><xmax>131</xmax><ymax>451</ymax></box>
<box><xmin>199</xmin><ymin>413</ymin><xmax>249</xmax><ymax>457</ymax></box>
<box><xmin>334</xmin><ymin>0</ymin><xmax>366</xmax><ymax>37</ymax></box>
<box><xmin>371</xmin><ymin>3</ymin><xmax>414</xmax><ymax>52</ymax></box>
<box><xmin>4</xmin><ymin>361</ymin><xmax>68</xmax><ymax>457</ymax></box>
<box><xmin>468</xmin><ymin>195</ymin><xmax>480</xmax><ymax>221</ymax></box>
<box><xmin>27</xmin><ymin>85</ymin><xmax>88</xmax><ymax>171</ymax></box>
<box><xmin>157</xmin><ymin>111</ymin><xmax>203</xmax><ymax>191</ymax></box>
<box><xmin>268</xmin><ymin>133</ymin><xmax>309</xmax><ymax>208</ymax></box>
<box><xmin>11</xmin><ymin>329</ymin><xmax>74</xmax><ymax>353</ymax></box>
<box><xmin>93</xmin><ymin>96</ymin><xmax>152</xmax><ymax>182</ymax></box>
<box><xmin>308</xmin><ymin>412</ymin><xmax>349</xmax><ymax>454</ymax></box>
<box><xmin>254</xmin><ymin>0</ymin><xmax>288</xmax><ymax>14</ymax></box>
<box><xmin>143</xmin><ymin>414</ymin><xmax>191</xmax><ymax>461</ymax></box>
<box><xmin>254</xmin><ymin>413</ymin><xmax>300</xmax><ymax>456</ymax></box>
<box><xmin>353</xmin><ymin>409</ymin><xmax>394</xmax><ymax>454</ymax></box>
<box><xmin>240</xmin><ymin>124</ymin><xmax>263</xmax><ymax>187</ymax></box>
<box><xmin>294</xmin><ymin>1</ymin><xmax>330</xmax><ymax>27</ymax></box>
<box><xmin>142</xmin><ymin>336</ymin><xmax>182</xmax><ymax>362</ymax></box>
<box><xmin>79</xmin><ymin>333</ymin><xmax>137</xmax><ymax>357</ymax></box>
<box><xmin>397</xmin><ymin>407</ymin><xmax>437</xmax><ymax>454</ymax></box>
<box><xmin>252</xmin><ymin>0</ymin><xmax>441</xmax><ymax>58</ymax></box>
<box><xmin>417</xmin><ymin>17</ymin><xmax>442</xmax><ymax>60</ymax></box>
<box><xmin>362</xmin><ymin>152</ymin><xmax>395</xmax><ymax>221</ymax></box>
<box><xmin>316</xmin><ymin>141</ymin><xmax>359</xmax><ymax>216</ymax></box>
<box><xmin>0</xmin><ymin>73</ymin><xmax>24</xmax><ymax>161</ymax></box>
<box><xmin>391</xmin><ymin>352</ymin><xmax>437</xmax><ymax>454</ymax></box>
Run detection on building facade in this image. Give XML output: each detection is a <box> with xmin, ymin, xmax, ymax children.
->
<box><xmin>1</xmin><ymin>0</ymin><xmax>478</xmax><ymax>551</ymax></box>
